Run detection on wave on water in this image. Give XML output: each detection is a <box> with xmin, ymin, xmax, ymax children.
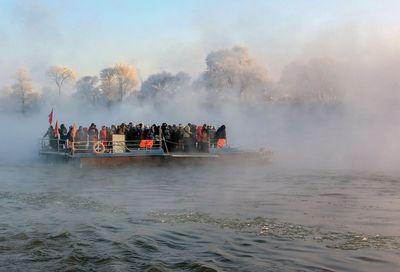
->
<box><xmin>150</xmin><ymin>210</ymin><xmax>400</xmax><ymax>251</ymax></box>
<box><xmin>1</xmin><ymin>207</ymin><xmax>399</xmax><ymax>271</ymax></box>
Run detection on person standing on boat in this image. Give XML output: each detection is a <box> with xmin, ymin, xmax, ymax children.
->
<box><xmin>83</xmin><ymin>127</ymin><xmax>88</xmax><ymax>149</ymax></box>
<box><xmin>196</xmin><ymin>125</ymin><xmax>203</xmax><ymax>151</ymax></box>
<box><xmin>121</xmin><ymin>123</ymin><xmax>127</xmax><ymax>136</ymax></box>
<box><xmin>43</xmin><ymin>126</ymin><xmax>56</xmax><ymax>149</ymax></box>
<box><xmin>125</xmin><ymin>124</ymin><xmax>134</xmax><ymax>149</ymax></box>
<box><xmin>190</xmin><ymin>124</ymin><xmax>197</xmax><ymax>151</ymax></box>
<box><xmin>200</xmin><ymin>124</ymin><xmax>209</xmax><ymax>152</ymax></box>
<box><xmin>161</xmin><ymin>123</ymin><xmax>171</xmax><ymax>153</ymax></box>
<box><xmin>75</xmin><ymin>126</ymin><xmax>85</xmax><ymax>150</ymax></box>
<box><xmin>143</xmin><ymin>125</ymin><xmax>150</xmax><ymax>140</ymax></box>
<box><xmin>88</xmin><ymin>123</ymin><xmax>98</xmax><ymax>143</ymax></box>
<box><xmin>183</xmin><ymin>123</ymin><xmax>192</xmax><ymax>152</ymax></box>
<box><xmin>215</xmin><ymin>125</ymin><xmax>226</xmax><ymax>139</ymax></box>
<box><xmin>100</xmin><ymin>126</ymin><xmax>107</xmax><ymax>149</ymax></box>
<box><xmin>43</xmin><ymin>125</ymin><xmax>54</xmax><ymax>138</ymax></box>
<box><xmin>67</xmin><ymin>125</ymin><xmax>77</xmax><ymax>151</ymax></box>
<box><xmin>214</xmin><ymin>125</ymin><xmax>226</xmax><ymax>148</ymax></box>
<box><xmin>170</xmin><ymin>124</ymin><xmax>178</xmax><ymax>152</ymax></box>
<box><xmin>149</xmin><ymin>125</ymin><xmax>156</xmax><ymax>140</ymax></box>
<box><xmin>106</xmin><ymin>126</ymin><xmax>112</xmax><ymax>150</ymax></box>
<box><xmin>153</xmin><ymin>124</ymin><xmax>161</xmax><ymax>147</ymax></box>
<box><xmin>59</xmin><ymin>124</ymin><xmax>68</xmax><ymax>150</ymax></box>
<box><xmin>138</xmin><ymin>123</ymin><xmax>144</xmax><ymax>139</ymax></box>
<box><xmin>111</xmin><ymin>125</ymin><xmax>117</xmax><ymax>135</ymax></box>
<box><xmin>208</xmin><ymin>126</ymin><xmax>216</xmax><ymax>148</ymax></box>
<box><xmin>178</xmin><ymin>124</ymin><xmax>184</xmax><ymax>151</ymax></box>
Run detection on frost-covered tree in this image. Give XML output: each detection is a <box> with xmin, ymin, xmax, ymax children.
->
<box><xmin>75</xmin><ymin>76</ymin><xmax>101</xmax><ymax>106</ymax></box>
<box><xmin>114</xmin><ymin>63</ymin><xmax>139</xmax><ymax>102</ymax></box>
<box><xmin>140</xmin><ymin>71</ymin><xmax>190</xmax><ymax>99</ymax></box>
<box><xmin>11</xmin><ymin>69</ymin><xmax>38</xmax><ymax>113</ymax></box>
<box><xmin>47</xmin><ymin>65</ymin><xmax>76</xmax><ymax>96</ymax></box>
<box><xmin>198</xmin><ymin>46</ymin><xmax>269</xmax><ymax>99</ymax></box>
<box><xmin>99</xmin><ymin>67</ymin><xmax>115</xmax><ymax>104</ymax></box>
<box><xmin>100</xmin><ymin>63</ymin><xmax>138</xmax><ymax>104</ymax></box>
<box><xmin>279</xmin><ymin>58</ymin><xmax>342</xmax><ymax>104</ymax></box>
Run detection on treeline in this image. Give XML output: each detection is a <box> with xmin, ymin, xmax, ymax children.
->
<box><xmin>0</xmin><ymin>46</ymin><xmax>344</xmax><ymax>113</ymax></box>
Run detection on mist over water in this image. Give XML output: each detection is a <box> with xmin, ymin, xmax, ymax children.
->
<box><xmin>2</xmin><ymin>37</ymin><xmax>400</xmax><ymax>171</ymax></box>
<box><xmin>1</xmin><ymin>1</ymin><xmax>400</xmax><ymax>270</ymax></box>
<box><xmin>1</xmin><ymin>95</ymin><xmax>400</xmax><ymax>270</ymax></box>
<box><xmin>1</xmin><ymin>97</ymin><xmax>399</xmax><ymax>172</ymax></box>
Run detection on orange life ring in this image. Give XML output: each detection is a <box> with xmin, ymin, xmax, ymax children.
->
<box><xmin>92</xmin><ymin>141</ymin><xmax>105</xmax><ymax>154</ymax></box>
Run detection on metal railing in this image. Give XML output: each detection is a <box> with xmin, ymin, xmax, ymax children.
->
<box><xmin>39</xmin><ymin>137</ymin><xmax>227</xmax><ymax>155</ymax></box>
<box><xmin>39</xmin><ymin>138</ymin><xmax>163</xmax><ymax>155</ymax></box>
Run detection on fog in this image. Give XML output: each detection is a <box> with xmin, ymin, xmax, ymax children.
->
<box><xmin>1</xmin><ymin>24</ymin><xmax>400</xmax><ymax>172</ymax></box>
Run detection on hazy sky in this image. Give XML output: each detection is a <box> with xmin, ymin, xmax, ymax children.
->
<box><xmin>1</xmin><ymin>0</ymin><xmax>400</xmax><ymax>85</ymax></box>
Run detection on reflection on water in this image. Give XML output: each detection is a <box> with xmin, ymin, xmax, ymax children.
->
<box><xmin>0</xmin><ymin>161</ymin><xmax>399</xmax><ymax>271</ymax></box>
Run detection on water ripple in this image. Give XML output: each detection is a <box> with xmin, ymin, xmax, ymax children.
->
<box><xmin>150</xmin><ymin>210</ymin><xmax>400</xmax><ymax>251</ymax></box>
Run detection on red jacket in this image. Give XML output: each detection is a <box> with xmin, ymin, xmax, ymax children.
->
<box><xmin>196</xmin><ymin>126</ymin><xmax>202</xmax><ymax>142</ymax></box>
<box><xmin>100</xmin><ymin>128</ymin><xmax>107</xmax><ymax>142</ymax></box>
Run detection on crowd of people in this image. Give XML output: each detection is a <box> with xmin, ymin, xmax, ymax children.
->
<box><xmin>43</xmin><ymin>122</ymin><xmax>227</xmax><ymax>153</ymax></box>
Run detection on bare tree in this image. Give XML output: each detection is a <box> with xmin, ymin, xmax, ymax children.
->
<box><xmin>11</xmin><ymin>69</ymin><xmax>38</xmax><ymax>113</ymax></box>
<box><xmin>47</xmin><ymin>65</ymin><xmax>76</xmax><ymax>96</ymax></box>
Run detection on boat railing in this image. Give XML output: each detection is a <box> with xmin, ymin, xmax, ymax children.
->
<box><xmin>39</xmin><ymin>138</ymin><xmax>163</xmax><ymax>155</ymax></box>
<box><xmin>39</xmin><ymin>137</ymin><xmax>228</xmax><ymax>156</ymax></box>
<box><xmin>40</xmin><ymin>138</ymin><xmax>62</xmax><ymax>153</ymax></box>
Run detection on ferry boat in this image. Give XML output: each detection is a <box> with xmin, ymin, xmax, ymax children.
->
<box><xmin>38</xmin><ymin>136</ymin><xmax>272</xmax><ymax>167</ymax></box>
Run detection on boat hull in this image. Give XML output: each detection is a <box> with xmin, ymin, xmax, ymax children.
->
<box><xmin>39</xmin><ymin>147</ymin><xmax>272</xmax><ymax>167</ymax></box>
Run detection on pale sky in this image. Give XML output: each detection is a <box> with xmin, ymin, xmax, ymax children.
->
<box><xmin>1</xmin><ymin>0</ymin><xmax>400</xmax><ymax>86</ymax></box>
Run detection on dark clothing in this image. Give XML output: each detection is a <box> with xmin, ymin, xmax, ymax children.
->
<box><xmin>215</xmin><ymin>125</ymin><xmax>226</xmax><ymax>139</ymax></box>
<box><xmin>161</xmin><ymin>124</ymin><xmax>171</xmax><ymax>152</ymax></box>
<box><xmin>59</xmin><ymin>125</ymin><xmax>68</xmax><ymax>149</ymax></box>
<box><xmin>170</xmin><ymin>126</ymin><xmax>179</xmax><ymax>152</ymax></box>
<box><xmin>183</xmin><ymin>137</ymin><xmax>193</xmax><ymax>153</ymax></box>
<box><xmin>67</xmin><ymin>130</ymin><xmax>74</xmax><ymax>143</ymax></box>
<box><xmin>143</xmin><ymin>127</ymin><xmax>153</xmax><ymax>140</ymax></box>
<box><xmin>88</xmin><ymin>125</ymin><xmax>98</xmax><ymax>142</ymax></box>
<box><xmin>126</xmin><ymin>127</ymin><xmax>135</xmax><ymax>148</ymax></box>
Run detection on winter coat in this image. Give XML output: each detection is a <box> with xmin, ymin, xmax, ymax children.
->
<box><xmin>88</xmin><ymin>127</ymin><xmax>98</xmax><ymax>141</ymax></box>
<box><xmin>59</xmin><ymin>126</ymin><xmax>68</xmax><ymax>141</ymax></box>
<box><xmin>196</xmin><ymin>126</ymin><xmax>203</xmax><ymax>142</ymax></box>
<box><xmin>201</xmin><ymin>130</ymin><xmax>209</xmax><ymax>143</ymax></box>
<box><xmin>100</xmin><ymin>128</ymin><xmax>107</xmax><ymax>142</ymax></box>
<box><xmin>183</xmin><ymin>125</ymin><xmax>191</xmax><ymax>138</ymax></box>
<box><xmin>215</xmin><ymin>125</ymin><xmax>226</xmax><ymax>139</ymax></box>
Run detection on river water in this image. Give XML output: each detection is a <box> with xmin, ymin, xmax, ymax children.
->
<box><xmin>0</xmin><ymin>160</ymin><xmax>399</xmax><ymax>271</ymax></box>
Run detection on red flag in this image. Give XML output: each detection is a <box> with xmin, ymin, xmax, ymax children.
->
<box><xmin>48</xmin><ymin>109</ymin><xmax>53</xmax><ymax>125</ymax></box>
<box><xmin>54</xmin><ymin>121</ymin><xmax>59</xmax><ymax>138</ymax></box>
